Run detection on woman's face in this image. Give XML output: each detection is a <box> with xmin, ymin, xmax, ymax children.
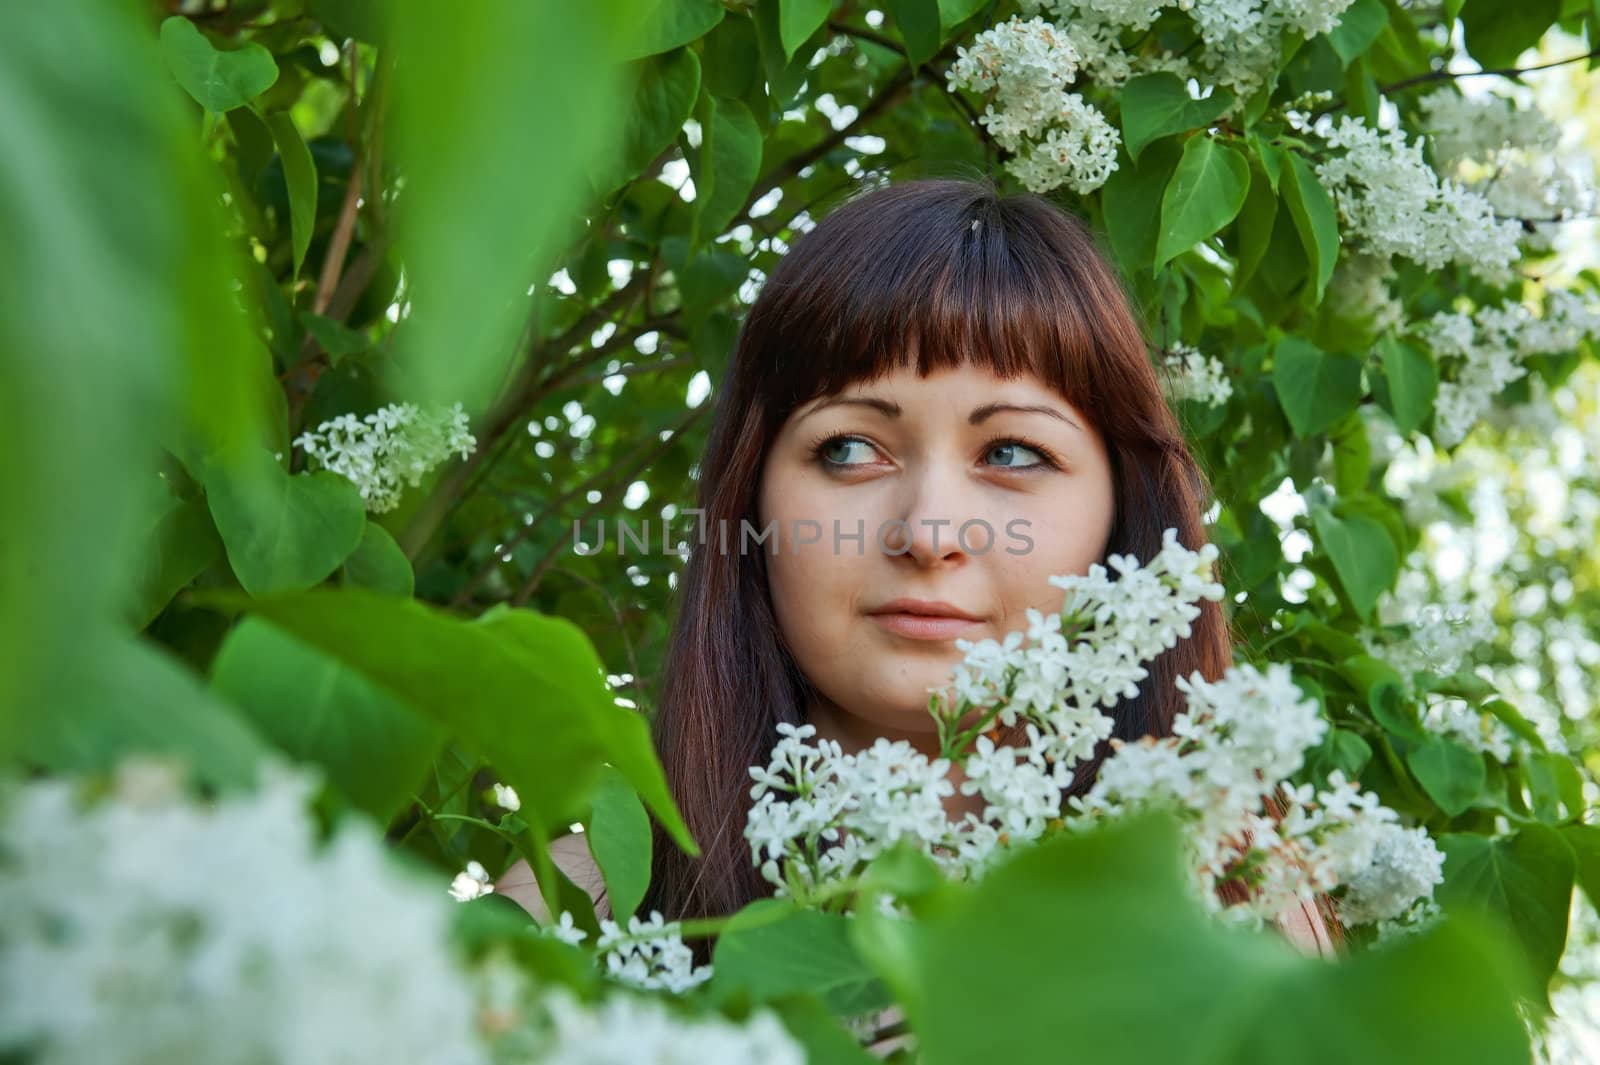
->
<box><xmin>756</xmin><ymin>360</ymin><xmax>1117</xmax><ymax>749</ymax></box>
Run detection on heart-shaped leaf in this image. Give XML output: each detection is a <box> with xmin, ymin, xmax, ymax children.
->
<box><xmin>204</xmin><ymin>448</ymin><xmax>366</xmax><ymax>596</ymax></box>
<box><xmin>159</xmin><ymin>17</ymin><xmax>279</xmax><ymax>112</ymax></box>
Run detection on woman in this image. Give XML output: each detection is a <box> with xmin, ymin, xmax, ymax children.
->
<box><xmin>497</xmin><ymin>177</ymin><xmax>1343</xmax><ymax>973</ymax></box>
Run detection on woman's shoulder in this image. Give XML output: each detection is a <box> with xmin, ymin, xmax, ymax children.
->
<box><xmin>494</xmin><ymin>831</ymin><xmax>612</xmax><ymax>923</ymax></box>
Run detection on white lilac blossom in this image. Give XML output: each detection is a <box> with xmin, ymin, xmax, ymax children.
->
<box><xmin>294</xmin><ymin>401</ymin><xmax>477</xmax><ymax>513</ymax></box>
<box><xmin>594</xmin><ymin>911</ymin><xmax>712</xmax><ymax>994</ymax></box>
<box><xmin>1335</xmin><ymin>824</ymin><xmax>1446</xmax><ymax>927</ymax></box>
<box><xmin>0</xmin><ymin>759</ymin><xmax>486</xmax><ymax>1065</ymax></box>
<box><xmin>450</xmin><ymin>860</ymin><xmax>497</xmax><ymax>902</ymax></box>
<box><xmin>492</xmin><ymin>783</ymin><xmax>521</xmax><ymax>811</ymax></box>
<box><xmin>474</xmin><ymin>950</ymin><xmax>804</xmax><ymax>1065</ymax></box>
<box><xmin>1363</xmin><ymin>600</ymin><xmax>1498</xmax><ymax>682</ymax></box>
<box><xmin>1419</xmin><ymin>91</ymin><xmax>1593</xmax><ymax>253</ymax></box>
<box><xmin>745</xmin><ymin>526</ymin><xmax>1444</xmax><ymax>932</ymax></box>
<box><xmin>1325</xmin><ymin>253</ymin><xmax>1404</xmax><ymax>337</ymax></box>
<box><xmin>1067</xmin><ymin>664</ymin><xmax>1447</xmax><ymax>929</ymax></box>
<box><xmin>1159</xmin><ymin>344</ymin><xmax>1234</xmax><ymax>408</ymax></box>
<box><xmin>1421</xmin><ymin>694</ymin><xmax>1517</xmax><ymax>763</ymax></box>
<box><xmin>745</xmin><ymin>530</ymin><xmax>1228</xmax><ymax>898</ymax></box>
<box><xmin>1421</xmin><ymin>293</ymin><xmax>1600</xmax><ymax>447</ymax></box>
<box><xmin>944</xmin><ymin>15</ymin><xmax>1122</xmax><ymax>194</ymax></box>
<box><xmin>1015</xmin><ymin>0</ymin><xmax>1357</xmax><ymax>100</ymax></box>
<box><xmin>1309</xmin><ymin>114</ymin><xmax>1524</xmax><ymax>284</ymax></box>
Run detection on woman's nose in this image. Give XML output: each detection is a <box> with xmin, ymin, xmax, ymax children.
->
<box><xmin>884</xmin><ymin>469</ymin><xmax>987</xmax><ymax>565</ymax></box>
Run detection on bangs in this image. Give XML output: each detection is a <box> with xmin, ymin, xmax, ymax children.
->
<box><xmin>750</xmin><ymin>179</ymin><xmax>1140</xmax><ymax>429</ymax></box>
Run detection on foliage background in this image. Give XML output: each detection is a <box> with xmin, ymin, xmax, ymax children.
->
<box><xmin>4</xmin><ymin>0</ymin><xmax>1600</xmax><ymax>1059</ymax></box>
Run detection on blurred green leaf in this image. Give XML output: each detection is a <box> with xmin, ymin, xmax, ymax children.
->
<box><xmin>1439</xmin><ymin>824</ymin><xmax>1574</xmax><ymax>1002</ymax></box>
<box><xmin>211</xmin><ymin>617</ymin><xmax>444</xmax><ymax>820</ymax></box>
<box><xmin>859</xmin><ymin>812</ymin><xmax>1533</xmax><ymax>1064</ymax></box>
<box><xmin>199</xmin><ymin>586</ymin><xmax>697</xmax><ymax>855</ymax></box>
<box><xmin>584</xmin><ymin>765</ymin><xmax>653</xmax><ymax>921</ymax></box>
<box><xmin>713</xmin><ymin>902</ymin><xmax>893</xmax><ymax>1016</ymax></box>
<box><xmin>301</xmin><ymin>311</ymin><xmax>370</xmax><ymax>365</ymax></box>
<box><xmin>1407</xmin><ymin>736</ymin><xmax>1487</xmax><ymax>817</ymax></box>
<box><xmin>127</xmin><ymin>498</ymin><xmax>224</xmax><ymax>630</ymax></box>
<box><xmin>340</xmin><ymin>521</ymin><xmax>415</xmax><ymax>596</ymax></box>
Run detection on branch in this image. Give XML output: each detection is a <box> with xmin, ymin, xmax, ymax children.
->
<box><xmin>510</xmin><ymin>404</ymin><xmax>708</xmax><ymax>607</ymax></box>
<box><xmin>1379</xmin><ymin>47</ymin><xmax>1600</xmax><ymax>96</ymax></box>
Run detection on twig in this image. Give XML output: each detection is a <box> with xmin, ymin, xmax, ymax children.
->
<box><xmin>510</xmin><ymin>405</ymin><xmax>707</xmax><ymax>607</ymax></box>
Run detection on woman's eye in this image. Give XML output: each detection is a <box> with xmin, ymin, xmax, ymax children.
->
<box><xmin>819</xmin><ymin>436</ymin><xmax>875</xmax><ymax>466</ymax></box>
<box><xmin>985</xmin><ymin>441</ymin><xmax>1045</xmax><ymax>468</ymax></box>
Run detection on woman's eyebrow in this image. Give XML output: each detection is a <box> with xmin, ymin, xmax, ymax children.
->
<box><xmin>805</xmin><ymin>396</ymin><xmax>902</xmax><ymax>419</ymax></box>
<box><xmin>804</xmin><ymin>396</ymin><xmax>1082</xmax><ymax>434</ymax></box>
<box><xmin>969</xmin><ymin>402</ymin><xmax>1083</xmax><ymax>433</ymax></box>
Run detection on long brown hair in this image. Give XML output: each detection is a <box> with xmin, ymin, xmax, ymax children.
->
<box><xmin>638</xmin><ymin>175</ymin><xmax>1344</xmax><ymax>957</ymax></box>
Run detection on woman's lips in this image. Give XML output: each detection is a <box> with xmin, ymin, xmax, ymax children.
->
<box><xmin>868</xmin><ymin>613</ymin><xmax>982</xmax><ymax>640</ymax></box>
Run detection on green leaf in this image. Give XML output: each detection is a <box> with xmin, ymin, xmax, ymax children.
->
<box><xmin>692</xmin><ymin>95</ymin><xmax>762</xmax><ymax>250</ymax></box>
<box><xmin>1306</xmin><ymin>726</ymin><xmax>1374</xmax><ymax>781</ymax></box>
<box><xmin>584</xmin><ymin>766</ymin><xmax>652</xmax><ymax>921</ymax></box>
<box><xmin>1102</xmin><ymin>138</ymin><xmax>1181</xmax><ymax>274</ymax></box>
<box><xmin>127</xmin><ymin>498</ymin><xmax>223</xmax><ymax>629</ymax></box>
<box><xmin>863</xmin><ymin>812</ymin><xmax>1532</xmax><ymax>1065</ymax></box>
<box><xmin>1325</xmin><ymin>0</ymin><xmax>1389</xmax><ymax>66</ymax></box>
<box><xmin>1459</xmin><ymin>0</ymin><xmax>1562</xmax><ymax>69</ymax></box>
<box><xmin>620</xmin><ymin>0</ymin><xmax>725</xmax><ymax>60</ymax></box>
<box><xmin>1281</xmin><ymin>152</ymin><xmax>1340</xmax><ymax>302</ymax></box>
<box><xmin>936</xmin><ymin>0</ymin><xmax>989</xmax><ymax>31</ymax></box>
<box><xmin>211</xmin><ymin>617</ymin><xmax>444</xmax><ymax>821</ymax></box>
<box><xmin>1407</xmin><ymin>735</ymin><xmax>1487</xmax><ymax>817</ymax></box>
<box><xmin>18</xmin><ymin>637</ymin><xmax>267</xmax><ymax>792</ymax></box>
<box><xmin>199</xmin><ymin>586</ymin><xmax>697</xmax><ymax>856</ymax></box>
<box><xmin>1330</xmin><ymin>412</ymin><xmax>1371</xmax><ymax>495</ymax></box>
<box><xmin>1561</xmin><ymin>824</ymin><xmax>1600</xmax><ymax>912</ymax></box>
<box><xmin>340</xmin><ymin>521</ymin><xmax>414</xmax><ymax>596</ymax></box>
<box><xmin>886</xmin><ymin>0</ymin><xmax>941</xmax><ymax>68</ymax></box>
<box><xmin>713</xmin><ymin>902</ymin><xmax>893</xmax><ymax>1016</ymax></box>
<box><xmin>612</xmin><ymin>47</ymin><xmax>702</xmax><ymax>190</ymax></box>
<box><xmin>300</xmin><ymin>311</ymin><xmax>370</xmax><ymax>365</ymax></box>
<box><xmin>1270</xmin><ymin>337</ymin><xmax>1363</xmax><ymax>437</ymax></box>
<box><xmin>1232</xmin><ymin>157</ymin><xmax>1278</xmax><ymax>289</ymax></box>
<box><xmin>1438</xmin><ymin>825</ymin><xmax>1574</xmax><ymax>999</ymax></box>
<box><xmin>1119</xmin><ymin>73</ymin><xmax>1234</xmax><ymax>164</ymax></box>
<box><xmin>383</xmin><ymin>2</ymin><xmax>637</xmax><ymax>413</ymax></box>
<box><xmin>1523</xmin><ymin>751</ymin><xmax>1585</xmax><ymax>823</ymax></box>
<box><xmin>779</xmin><ymin>0</ymin><xmax>832</xmax><ymax>60</ymax></box>
<box><xmin>753</xmin><ymin>0</ymin><xmax>813</xmax><ymax>108</ymax></box>
<box><xmin>204</xmin><ymin>447</ymin><xmax>366</xmax><ymax>597</ymax></box>
<box><xmin>159</xmin><ymin>17</ymin><xmax>279</xmax><ymax>113</ymax></box>
<box><xmin>1376</xmin><ymin>335</ymin><xmax>1438</xmax><ymax>435</ymax></box>
<box><xmin>265</xmin><ymin>111</ymin><xmax>317</xmax><ymax>285</ymax></box>
<box><xmin>1310</xmin><ymin>504</ymin><xmax>1398</xmax><ymax>620</ymax></box>
<box><xmin>1155</xmin><ymin>136</ymin><xmax>1250</xmax><ymax>269</ymax></box>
